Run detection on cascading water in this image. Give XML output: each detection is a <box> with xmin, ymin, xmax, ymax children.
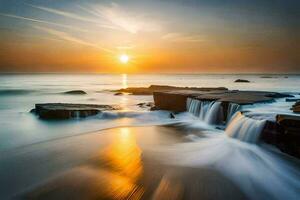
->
<box><xmin>227</xmin><ymin>103</ymin><xmax>241</xmax><ymax>122</ymax></box>
<box><xmin>225</xmin><ymin>112</ymin><xmax>266</xmax><ymax>143</ymax></box>
<box><xmin>187</xmin><ymin>98</ymin><xmax>224</xmax><ymax>125</ymax></box>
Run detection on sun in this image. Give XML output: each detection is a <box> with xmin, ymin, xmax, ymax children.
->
<box><xmin>119</xmin><ymin>54</ymin><xmax>129</xmax><ymax>64</ymax></box>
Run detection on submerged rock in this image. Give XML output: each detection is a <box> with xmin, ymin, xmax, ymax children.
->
<box><xmin>234</xmin><ymin>79</ymin><xmax>250</xmax><ymax>83</ymax></box>
<box><xmin>31</xmin><ymin>103</ymin><xmax>119</xmax><ymax>120</ymax></box>
<box><xmin>137</xmin><ymin>102</ymin><xmax>154</xmax><ymax>109</ymax></box>
<box><xmin>286</xmin><ymin>98</ymin><xmax>300</xmax><ymax>102</ymax></box>
<box><xmin>63</xmin><ymin>90</ymin><xmax>87</xmax><ymax>95</ymax></box>
<box><xmin>114</xmin><ymin>92</ymin><xmax>124</xmax><ymax>96</ymax></box>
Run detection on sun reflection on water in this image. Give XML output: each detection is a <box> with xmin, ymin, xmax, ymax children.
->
<box><xmin>101</xmin><ymin>127</ymin><xmax>144</xmax><ymax>199</ymax></box>
<box><xmin>122</xmin><ymin>74</ymin><xmax>128</xmax><ymax>89</ymax></box>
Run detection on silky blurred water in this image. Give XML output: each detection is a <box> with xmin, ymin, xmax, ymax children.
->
<box><xmin>0</xmin><ymin>74</ymin><xmax>299</xmax><ymax>150</ymax></box>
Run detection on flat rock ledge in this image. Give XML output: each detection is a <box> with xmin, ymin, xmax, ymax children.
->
<box><xmin>113</xmin><ymin>85</ymin><xmax>228</xmax><ymax>95</ymax></box>
<box><xmin>153</xmin><ymin>90</ymin><xmax>292</xmax><ymax>112</ymax></box>
<box><xmin>31</xmin><ymin>103</ymin><xmax>120</xmax><ymax>120</ymax></box>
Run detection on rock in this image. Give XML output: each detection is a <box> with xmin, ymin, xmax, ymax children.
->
<box><xmin>31</xmin><ymin>103</ymin><xmax>119</xmax><ymax>120</ymax></box>
<box><xmin>137</xmin><ymin>102</ymin><xmax>154</xmax><ymax>109</ymax></box>
<box><xmin>292</xmin><ymin>101</ymin><xmax>300</xmax><ymax>113</ymax></box>
<box><xmin>113</xmin><ymin>85</ymin><xmax>228</xmax><ymax>95</ymax></box>
<box><xmin>63</xmin><ymin>90</ymin><xmax>87</xmax><ymax>95</ymax></box>
<box><xmin>234</xmin><ymin>79</ymin><xmax>250</xmax><ymax>83</ymax></box>
<box><xmin>114</xmin><ymin>92</ymin><xmax>124</xmax><ymax>96</ymax></box>
<box><xmin>169</xmin><ymin>113</ymin><xmax>175</xmax><ymax>119</ymax></box>
<box><xmin>286</xmin><ymin>98</ymin><xmax>300</xmax><ymax>102</ymax></box>
<box><xmin>275</xmin><ymin>115</ymin><xmax>300</xmax><ymax>158</ymax></box>
<box><xmin>153</xmin><ymin>90</ymin><xmax>290</xmax><ymax>112</ymax></box>
<box><xmin>153</xmin><ymin>92</ymin><xmax>189</xmax><ymax>112</ymax></box>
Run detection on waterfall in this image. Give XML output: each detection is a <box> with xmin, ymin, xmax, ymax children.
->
<box><xmin>227</xmin><ymin>103</ymin><xmax>241</xmax><ymax>122</ymax></box>
<box><xmin>187</xmin><ymin>98</ymin><xmax>224</xmax><ymax>124</ymax></box>
<box><xmin>225</xmin><ymin>112</ymin><xmax>266</xmax><ymax>143</ymax></box>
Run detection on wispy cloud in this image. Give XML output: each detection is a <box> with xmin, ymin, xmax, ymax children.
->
<box><xmin>33</xmin><ymin>25</ymin><xmax>114</xmax><ymax>53</ymax></box>
<box><xmin>162</xmin><ymin>33</ymin><xmax>205</xmax><ymax>42</ymax></box>
<box><xmin>0</xmin><ymin>13</ymin><xmax>88</xmax><ymax>32</ymax></box>
<box><xmin>81</xmin><ymin>3</ymin><xmax>161</xmax><ymax>34</ymax></box>
<box><xmin>28</xmin><ymin>4</ymin><xmax>119</xmax><ymax>31</ymax></box>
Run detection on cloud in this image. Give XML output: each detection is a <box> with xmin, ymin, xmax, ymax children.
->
<box><xmin>28</xmin><ymin>4</ymin><xmax>119</xmax><ymax>31</ymax></box>
<box><xmin>81</xmin><ymin>3</ymin><xmax>161</xmax><ymax>34</ymax></box>
<box><xmin>162</xmin><ymin>33</ymin><xmax>205</xmax><ymax>42</ymax></box>
<box><xmin>33</xmin><ymin>25</ymin><xmax>113</xmax><ymax>53</ymax></box>
<box><xmin>0</xmin><ymin>13</ymin><xmax>88</xmax><ymax>32</ymax></box>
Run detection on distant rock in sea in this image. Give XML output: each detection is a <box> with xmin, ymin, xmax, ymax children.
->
<box><xmin>31</xmin><ymin>103</ymin><xmax>120</xmax><ymax>120</ymax></box>
<box><xmin>234</xmin><ymin>79</ymin><xmax>250</xmax><ymax>83</ymax></box>
<box><xmin>63</xmin><ymin>90</ymin><xmax>87</xmax><ymax>95</ymax></box>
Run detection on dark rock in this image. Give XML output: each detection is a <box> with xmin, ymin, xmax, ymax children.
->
<box><xmin>31</xmin><ymin>103</ymin><xmax>119</xmax><ymax>120</ymax></box>
<box><xmin>169</xmin><ymin>113</ymin><xmax>175</xmax><ymax>119</ymax></box>
<box><xmin>234</xmin><ymin>79</ymin><xmax>250</xmax><ymax>83</ymax></box>
<box><xmin>63</xmin><ymin>90</ymin><xmax>87</xmax><ymax>95</ymax></box>
<box><xmin>286</xmin><ymin>98</ymin><xmax>300</xmax><ymax>102</ymax></box>
<box><xmin>113</xmin><ymin>85</ymin><xmax>228</xmax><ymax>95</ymax></box>
<box><xmin>275</xmin><ymin>115</ymin><xmax>300</xmax><ymax>158</ymax></box>
<box><xmin>114</xmin><ymin>92</ymin><xmax>124</xmax><ymax>96</ymax></box>
<box><xmin>137</xmin><ymin>102</ymin><xmax>154</xmax><ymax>109</ymax></box>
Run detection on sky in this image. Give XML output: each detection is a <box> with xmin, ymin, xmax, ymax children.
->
<box><xmin>0</xmin><ymin>0</ymin><xmax>299</xmax><ymax>73</ymax></box>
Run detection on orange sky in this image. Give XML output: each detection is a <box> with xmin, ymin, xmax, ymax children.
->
<box><xmin>0</xmin><ymin>0</ymin><xmax>299</xmax><ymax>73</ymax></box>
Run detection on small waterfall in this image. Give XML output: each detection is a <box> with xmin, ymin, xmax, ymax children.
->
<box><xmin>227</xmin><ymin>103</ymin><xmax>241</xmax><ymax>122</ymax></box>
<box><xmin>225</xmin><ymin>112</ymin><xmax>266</xmax><ymax>143</ymax></box>
<box><xmin>187</xmin><ymin>98</ymin><xmax>224</xmax><ymax>124</ymax></box>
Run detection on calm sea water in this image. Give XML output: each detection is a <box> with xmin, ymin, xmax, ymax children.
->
<box><xmin>0</xmin><ymin>74</ymin><xmax>299</xmax><ymax>150</ymax></box>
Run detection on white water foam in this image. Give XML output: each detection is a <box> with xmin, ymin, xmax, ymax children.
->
<box><xmin>187</xmin><ymin>98</ymin><xmax>224</xmax><ymax>125</ymax></box>
<box><xmin>225</xmin><ymin>112</ymin><xmax>266</xmax><ymax>143</ymax></box>
<box><xmin>227</xmin><ymin>103</ymin><xmax>241</xmax><ymax>122</ymax></box>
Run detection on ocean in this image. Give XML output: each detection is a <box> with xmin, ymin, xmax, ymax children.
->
<box><xmin>0</xmin><ymin>74</ymin><xmax>300</xmax><ymax>199</ymax></box>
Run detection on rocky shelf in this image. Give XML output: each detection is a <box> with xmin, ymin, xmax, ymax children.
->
<box><xmin>31</xmin><ymin>103</ymin><xmax>120</xmax><ymax>120</ymax></box>
<box><xmin>113</xmin><ymin>85</ymin><xmax>228</xmax><ymax>95</ymax></box>
<box><xmin>152</xmin><ymin>89</ymin><xmax>292</xmax><ymax>112</ymax></box>
<box><xmin>146</xmin><ymin>85</ymin><xmax>299</xmax><ymax>159</ymax></box>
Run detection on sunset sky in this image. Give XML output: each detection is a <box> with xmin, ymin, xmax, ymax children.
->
<box><xmin>0</xmin><ymin>0</ymin><xmax>299</xmax><ymax>73</ymax></box>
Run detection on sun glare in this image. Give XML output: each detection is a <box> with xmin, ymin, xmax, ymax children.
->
<box><xmin>119</xmin><ymin>54</ymin><xmax>129</xmax><ymax>64</ymax></box>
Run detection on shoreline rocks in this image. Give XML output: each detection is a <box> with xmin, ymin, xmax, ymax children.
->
<box><xmin>31</xmin><ymin>103</ymin><xmax>120</xmax><ymax>120</ymax></box>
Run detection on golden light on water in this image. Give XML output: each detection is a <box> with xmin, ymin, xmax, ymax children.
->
<box><xmin>100</xmin><ymin>127</ymin><xmax>144</xmax><ymax>199</ymax></box>
<box><xmin>122</xmin><ymin>74</ymin><xmax>128</xmax><ymax>89</ymax></box>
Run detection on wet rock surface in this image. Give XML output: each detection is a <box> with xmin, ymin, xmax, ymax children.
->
<box><xmin>275</xmin><ymin>115</ymin><xmax>300</xmax><ymax>158</ymax></box>
<box><xmin>113</xmin><ymin>85</ymin><xmax>228</xmax><ymax>95</ymax></box>
<box><xmin>292</xmin><ymin>101</ymin><xmax>300</xmax><ymax>113</ymax></box>
<box><xmin>31</xmin><ymin>103</ymin><xmax>119</xmax><ymax>120</ymax></box>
